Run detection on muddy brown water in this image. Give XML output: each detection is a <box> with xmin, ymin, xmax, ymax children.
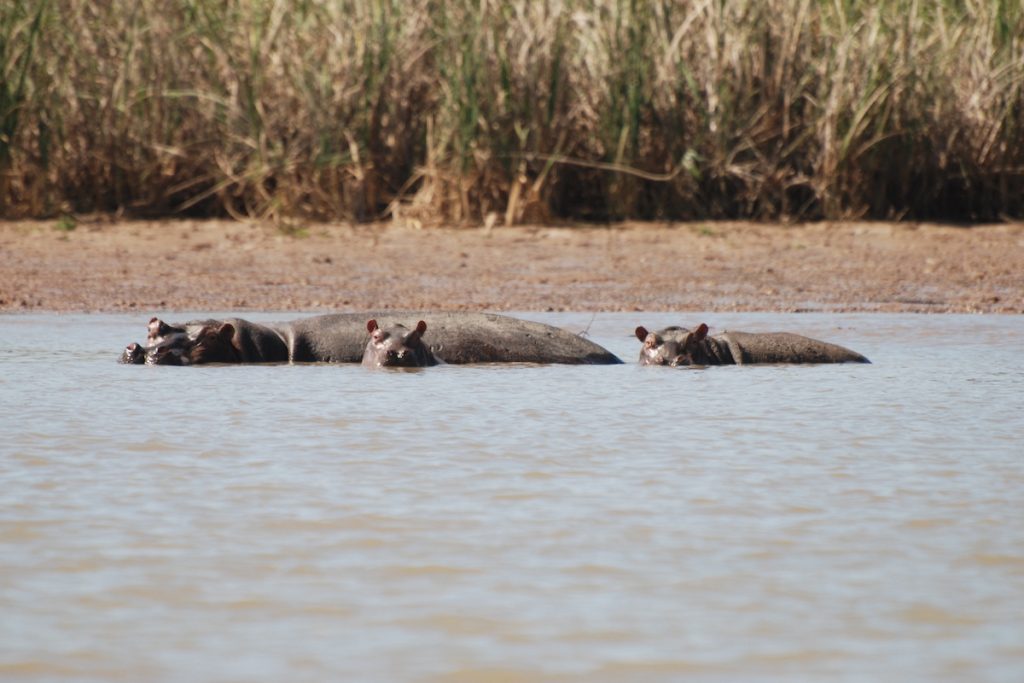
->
<box><xmin>1</xmin><ymin>312</ymin><xmax>1022</xmax><ymax>682</ymax></box>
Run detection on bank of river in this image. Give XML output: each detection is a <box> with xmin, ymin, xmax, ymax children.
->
<box><xmin>1</xmin><ymin>219</ymin><xmax>1021</xmax><ymax>313</ymax></box>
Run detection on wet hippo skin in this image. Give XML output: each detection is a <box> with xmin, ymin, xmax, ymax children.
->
<box><xmin>126</xmin><ymin>312</ymin><xmax>623</xmax><ymax>365</ymax></box>
<box><xmin>635</xmin><ymin>323</ymin><xmax>870</xmax><ymax>366</ymax></box>
<box><xmin>119</xmin><ymin>342</ymin><xmax>147</xmax><ymax>365</ymax></box>
<box><xmin>362</xmin><ymin>319</ymin><xmax>438</xmax><ymax>368</ymax></box>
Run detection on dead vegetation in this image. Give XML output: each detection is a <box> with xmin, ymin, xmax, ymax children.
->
<box><xmin>2</xmin><ymin>0</ymin><xmax>1023</xmax><ymax>223</ymax></box>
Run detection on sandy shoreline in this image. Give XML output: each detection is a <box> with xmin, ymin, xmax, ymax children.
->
<box><xmin>1</xmin><ymin>219</ymin><xmax>1021</xmax><ymax>314</ymax></box>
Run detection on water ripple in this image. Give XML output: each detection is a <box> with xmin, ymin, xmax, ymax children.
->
<box><xmin>1</xmin><ymin>312</ymin><xmax>1022</xmax><ymax>682</ymax></box>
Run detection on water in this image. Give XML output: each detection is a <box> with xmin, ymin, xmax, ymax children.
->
<box><xmin>1</xmin><ymin>312</ymin><xmax>1022</xmax><ymax>683</ymax></box>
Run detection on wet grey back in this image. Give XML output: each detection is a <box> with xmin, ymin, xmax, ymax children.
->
<box><xmin>279</xmin><ymin>311</ymin><xmax>622</xmax><ymax>364</ymax></box>
<box><xmin>720</xmin><ymin>331</ymin><xmax>869</xmax><ymax>364</ymax></box>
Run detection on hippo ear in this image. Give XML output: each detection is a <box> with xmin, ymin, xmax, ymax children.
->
<box><xmin>217</xmin><ymin>323</ymin><xmax>235</xmax><ymax>343</ymax></box>
<box><xmin>406</xmin><ymin>320</ymin><xmax>427</xmax><ymax>343</ymax></box>
<box><xmin>366</xmin><ymin>319</ymin><xmax>379</xmax><ymax>333</ymax></box>
<box><xmin>694</xmin><ymin>323</ymin><xmax>709</xmax><ymax>340</ymax></box>
<box><xmin>635</xmin><ymin>326</ymin><xmax>649</xmax><ymax>342</ymax></box>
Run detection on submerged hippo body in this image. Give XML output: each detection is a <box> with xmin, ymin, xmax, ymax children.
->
<box><xmin>362</xmin><ymin>320</ymin><xmax>437</xmax><ymax>368</ymax></box>
<box><xmin>635</xmin><ymin>323</ymin><xmax>869</xmax><ymax>366</ymax></box>
<box><xmin>131</xmin><ymin>312</ymin><xmax>623</xmax><ymax>365</ymax></box>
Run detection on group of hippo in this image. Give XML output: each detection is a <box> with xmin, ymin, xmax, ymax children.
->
<box><xmin>120</xmin><ymin>312</ymin><xmax>870</xmax><ymax>368</ymax></box>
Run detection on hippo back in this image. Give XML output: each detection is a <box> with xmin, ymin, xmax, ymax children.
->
<box><xmin>417</xmin><ymin>311</ymin><xmax>621</xmax><ymax>364</ymax></box>
<box><xmin>280</xmin><ymin>311</ymin><xmax>622</xmax><ymax>365</ymax></box>
<box><xmin>719</xmin><ymin>331</ymin><xmax>869</xmax><ymax>364</ymax></box>
<box><xmin>283</xmin><ymin>313</ymin><xmax>372</xmax><ymax>362</ymax></box>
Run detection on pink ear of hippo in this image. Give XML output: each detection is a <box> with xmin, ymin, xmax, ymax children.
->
<box><xmin>415</xmin><ymin>320</ymin><xmax>427</xmax><ymax>334</ymax></box>
<box><xmin>694</xmin><ymin>323</ymin><xmax>709</xmax><ymax>340</ymax></box>
<box><xmin>366</xmin><ymin>319</ymin><xmax>379</xmax><ymax>333</ymax></box>
<box><xmin>634</xmin><ymin>326</ymin><xmax>649</xmax><ymax>342</ymax></box>
<box><xmin>218</xmin><ymin>323</ymin><xmax>235</xmax><ymax>342</ymax></box>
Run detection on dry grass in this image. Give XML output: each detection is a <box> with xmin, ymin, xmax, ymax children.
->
<box><xmin>2</xmin><ymin>0</ymin><xmax>1023</xmax><ymax>223</ymax></box>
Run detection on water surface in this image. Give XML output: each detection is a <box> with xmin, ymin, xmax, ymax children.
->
<box><xmin>1</xmin><ymin>312</ymin><xmax>1022</xmax><ymax>682</ymax></box>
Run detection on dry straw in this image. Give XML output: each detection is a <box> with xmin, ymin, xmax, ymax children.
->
<box><xmin>2</xmin><ymin>0</ymin><xmax>1022</xmax><ymax>223</ymax></box>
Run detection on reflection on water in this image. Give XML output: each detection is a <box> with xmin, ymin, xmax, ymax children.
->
<box><xmin>1</xmin><ymin>312</ymin><xmax>1023</xmax><ymax>682</ymax></box>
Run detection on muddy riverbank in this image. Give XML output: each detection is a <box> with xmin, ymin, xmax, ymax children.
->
<box><xmin>1</xmin><ymin>219</ymin><xmax>1021</xmax><ymax>313</ymax></box>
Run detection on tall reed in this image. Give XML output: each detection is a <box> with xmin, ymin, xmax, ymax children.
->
<box><xmin>2</xmin><ymin>0</ymin><xmax>1022</xmax><ymax>222</ymax></box>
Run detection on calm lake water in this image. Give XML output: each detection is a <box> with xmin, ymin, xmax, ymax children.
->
<box><xmin>1</xmin><ymin>312</ymin><xmax>1022</xmax><ymax>683</ymax></box>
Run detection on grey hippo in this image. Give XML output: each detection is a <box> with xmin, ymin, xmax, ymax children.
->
<box><xmin>121</xmin><ymin>312</ymin><xmax>623</xmax><ymax>366</ymax></box>
<box><xmin>634</xmin><ymin>323</ymin><xmax>869</xmax><ymax>366</ymax></box>
<box><xmin>362</xmin><ymin>319</ymin><xmax>437</xmax><ymax>368</ymax></box>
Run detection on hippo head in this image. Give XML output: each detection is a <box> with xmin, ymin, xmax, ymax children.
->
<box><xmin>362</xmin><ymin>319</ymin><xmax>432</xmax><ymax>368</ymax></box>
<box><xmin>145</xmin><ymin>323</ymin><xmax>240</xmax><ymax>365</ymax></box>
<box><xmin>187</xmin><ymin>323</ymin><xmax>241</xmax><ymax>364</ymax></box>
<box><xmin>634</xmin><ymin>323</ymin><xmax>709</xmax><ymax>366</ymax></box>
<box><xmin>120</xmin><ymin>342</ymin><xmax>147</xmax><ymax>364</ymax></box>
<box><xmin>147</xmin><ymin>317</ymin><xmax>186</xmax><ymax>345</ymax></box>
<box><xmin>145</xmin><ymin>331</ymin><xmax>192</xmax><ymax>365</ymax></box>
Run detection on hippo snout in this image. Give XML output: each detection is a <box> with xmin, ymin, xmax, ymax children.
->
<box><xmin>146</xmin><ymin>347</ymin><xmax>185</xmax><ymax>365</ymax></box>
<box><xmin>145</xmin><ymin>335</ymin><xmax>191</xmax><ymax>365</ymax></box>
<box><xmin>120</xmin><ymin>342</ymin><xmax>146</xmax><ymax>364</ymax></box>
<box><xmin>381</xmin><ymin>347</ymin><xmax>419</xmax><ymax>367</ymax></box>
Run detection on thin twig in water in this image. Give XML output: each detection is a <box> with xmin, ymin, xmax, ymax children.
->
<box><xmin>576</xmin><ymin>312</ymin><xmax>598</xmax><ymax>339</ymax></box>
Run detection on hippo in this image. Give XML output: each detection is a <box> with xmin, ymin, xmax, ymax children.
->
<box><xmin>119</xmin><ymin>317</ymin><xmax>213</xmax><ymax>365</ymax></box>
<box><xmin>362</xmin><ymin>319</ymin><xmax>437</xmax><ymax>368</ymax></box>
<box><xmin>144</xmin><ymin>324</ymin><xmax>241</xmax><ymax>365</ymax></box>
<box><xmin>119</xmin><ymin>342</ymin><xmax>147</xmax><ymax>364</ymax></box>
<box><xmin>118</xmin><ymin>316</ymin><xmax>187</xmax><ymax>363</ymax></box>
<box><xmin>126</xmin><ymin>312</ymin><xmax>623</xmax><ymax>366</ymax></box>
<box><xmin>634</xmin><ymin>323</ymin><xmax>870</xmax><ymax>366</ymax></box>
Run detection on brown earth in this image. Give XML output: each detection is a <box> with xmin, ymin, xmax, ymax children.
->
<box><xmin>1</xmin><ymin>219</ymin><xmax>1021</xmax><ymax>314</ymax></box>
